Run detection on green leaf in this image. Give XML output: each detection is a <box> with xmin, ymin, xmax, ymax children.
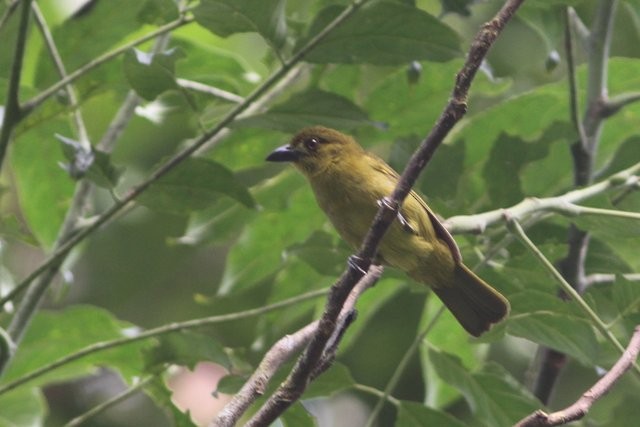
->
<box><xmin>597</xmin><ymin>136</ymin><xmax>640</xmax><ymax>178</ymax></box>
<box><xmin>440</xmin><ymin>0</ymin><xmax>474</xmax><ymax>16</ymax></box>
<box><xmin>428</xmin><ymin>350</ymin><xmax>539</xmax><ymax>427</ymax></box>
<box><xmin>0</xmin><ymin>387</ymin><xmax>46</xmax><ymax>427</ymax></box>
<box><xmin>144</xmin><ymin>331</ymin><xmax>231</xmax><ymax>371</ymax></box>
<box><xmin>612</xmin><ymin>276</ymin><xmax>640</xmax><ymax>319</ymax></box>
<box><xmin>145</xmin><ymin>376</ymin><xmax>198</xmax><ymax>427</ymax></box>
<box><xmin>194</xmin><ymin>0</ymin><xmax>287</xmax><ymax>49</ymax></box>
<box><xmin>123</xmin><ymin>48</ymin><xmax>185</xmax><ymax>100</ymax></box>
<box><xmin>506</xmin><ymin>291</ymin><xmax>600</xmax><ymax>365</ymax></box>
<box><xmin>137</xmin><ymin>0</ymin><xmax>179</xmax><ymax>25</ymax></box>
<box><xmin>420</xmin><ymin>295</ymin><xmax>480</xmax><ymax>409</ymax></box>
<box><xmin>571</xmin><ymin>209</ymin><xmax>640</xmax><ymax>240</ymax></box>
<box><xmin>86</xmin><ymin>149</ymin><xmax>124</xmax><ymax>189</ymax></box>
<box><xmin>396</xmin><ymin>400</ymin><xmax>466</xmax><ymax>427</ymax></box>
<box><xmin>233</xmin><ymin>89</ymin><xmax>371</xmax><ymax>133</ymax></box>
<box><xmin>4</xmin><ymin>306</ymin><xmax>148</xmax><ymax>385</ymax></box>
<box><xmin>215</xmin><ymin>374</ymin><xmax>247</xmax><ymax>395</ymax></box>
<box><xmin>286</xmin><ymin>230</ymin><xmax>348</xmax><ymax>276</ymax></box>
<box><xmin>219</xmin><ymin>184</ymin><xmax>324</xmax><ymax>293</ymax></box>
<box><xmin>304</xmin><ymin>363</ymin><xmax>355</xmax><ymax>398</ymax></box>
<box><xmin>280</xmin><ymin>402</ymin><xmax>316</xmax><ymax>427</ymax></box>
<box><xmin>482</xmin><ymin>133</ymin><xmax>553</xmax><ymax>207</ymax></box>
<box><xmin>300</xmin><ymin>2</ymin><xmax>460</xmax><ymax>65</ymax></box>
<box><xmin>139</xmin><ymin>158</ymin><xmax>256</xmax><ymax>214</ymax></box>
<box><xmin>11</xmin><ymin>121</ymin><xmax>75</xmax><ymax>248</ymax></box>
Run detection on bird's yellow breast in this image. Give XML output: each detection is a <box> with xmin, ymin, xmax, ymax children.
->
<box><xmin>305</xmin><ymin>156</ymin><xmax>456</xmax><ymax>286</ymax></box>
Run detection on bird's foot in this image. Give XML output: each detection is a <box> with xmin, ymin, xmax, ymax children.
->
<box><xmin>377</xmin><ymin>198</ymin><xmax>416</xmax><ymax>234</ymax></box>
<box><xmin>348</xmin><ymin>255</ymin><xmax>369</xmax><ymax>276</ymax></box>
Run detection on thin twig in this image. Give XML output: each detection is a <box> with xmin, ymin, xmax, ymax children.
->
<box><xmin>1</xmin><ymin>0</ymin><xmax>370</xmax><ymax>330</ymax></box>
<box><xmin>63</xmin><ymin>375</ymin><xmax>156</xmax><ymax>427</ymax></box>
<box><xmin>445</xmin><ymin>162</ymin><xmax>640</xmax><ymax>234</ymax></box>
<box><xmin>176</xmin><ymin>79</ymin><xmax>244</xmax><ymax>103</ymax></box>
<box><xmin>32</xmin><ymin>1</ymin><xmax>89</xmax><ymax>146</ymax></box>
<box><xmin>0</xmin><ymin>0</ymin><xmax>20</xmax><ymax>32</ymax></box>
<box><xmin>506</xmin><ymin>218</ymin><xmax>638</xmax><ymax>375</ymax></box>
<box><xmin>585</xmin><ymin>273</ymin><xmax>640</xmax><ymax>287</ymax></box>
<box><xmin>245</xmin><ymin>1</ymin><xmax>527</xmax><ymax>425</ymax></box>
<box><xmin>564</xmin><ymin>7</ymin><xmax>587</xmax><ymax>150</ymax></box>
<box><xmin>0</xmin><ymin>0</ymin><xmax>33</xmax><ymax>170</ymax></box>
<box><xmin>21</xmin><ymin>15</ymin><xmax>194</xmax><ymax>115</ymax></box>
<box><xmin>364</xmin><ymin>306</ymin><xmax>445</xmax><ymax>427</ymax></box>
<box><xmin>1</xmin><ymin>35</ymin><xmax>172</xmax><ymax>376</ymax></box>
<box><xmin>600</xmin><ymin>91</ymin><xmax>640</xmax><ymax>117</ymax></box>
<box><xmin>515</xmin><ymin>325</ymin><xmax>640</xmax><ymax>427</ymax></box>
<box><xmin>0</xmin><ymin>288</ymin><xmax>328</xmax><ymax>396</ymax></box>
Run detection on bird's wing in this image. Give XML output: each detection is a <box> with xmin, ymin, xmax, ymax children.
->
<box><xmin>366</xmin><ymin>153</ymin><xmax>462</xmax><ymax>263</ymax></box>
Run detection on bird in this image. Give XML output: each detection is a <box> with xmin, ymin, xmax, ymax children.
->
<box><xmin>266</xmin><ymin>126</ymin><xmax>509</xmax><ymax>336</ymax></box>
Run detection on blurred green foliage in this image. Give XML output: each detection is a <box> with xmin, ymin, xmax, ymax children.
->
<box><xmin>1</xmin><ymin>0</ymin><xmax>640</xmax><ymax>426</ymax></box>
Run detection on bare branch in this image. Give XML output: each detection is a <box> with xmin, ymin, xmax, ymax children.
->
<box><xmin>244</xmin><ymin>1</ymin><xmax>527</xmax><ymax>425</ymax></box>
<box><xmin>445</xmin><ymin>162</ymin><xmax>640</xmax><ymax>234</ymax></box>
<box><xmin>63</xmin><ymin>375</ymin><xmax>155</xmax><ymax>427</ymax></box>
<box><xmin>564</xmin><ymin>7</ymin><xmax>587</xmax><ymax>150</ymax></box>
<box><xmin>601</xmin><ymin>91</ymin><xmax>640</xmax><ymax>118</ymax></box>
<box><xmin>515</xmin><ymin>325</ymin><xmax>640</xmax><ymax>427</ymax></box>
<box><xmin>213</xmin><ymin>266</ymin><xmax>382</xmax><ymax>427</ymax></box>
<box><xmin>0</xmin><ymin>0</ymin><xmax>33</xmax><ymax>170</ymax></box>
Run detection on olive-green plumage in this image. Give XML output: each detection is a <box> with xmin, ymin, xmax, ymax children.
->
<box><xmin>266</xmin><ymin>126</ymin><xmax>509</xmax><ymax>336</ymax></box>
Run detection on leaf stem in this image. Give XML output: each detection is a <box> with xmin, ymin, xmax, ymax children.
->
<box><xmin>63</xmin><ymin>375</ymin><xmax>156</xmax><ymax>427</ymax></box>
<box><xmin>21</xmin><ymin>15</ymin><xmax>194</xmax><ymax>116</ymax></box>
<box><xmin>507</xmin><ymin>218</ymin><xmax>639</xmax><ymax>375</ymax></box>
<box><xmin>363</xmin><ymin>306</ymin><xmax>444</xmax><ymax>427</ymax></box>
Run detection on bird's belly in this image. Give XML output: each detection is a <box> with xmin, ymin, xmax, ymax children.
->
<box><xmin>320</xmin><ymin>196</ymin><xmax>428</xmax><ymax>271</ymax></box>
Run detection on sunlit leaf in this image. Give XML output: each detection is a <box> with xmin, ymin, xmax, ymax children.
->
<box><xmin>4</xmin><ymin>306</ymin><xmax>148</xmax><ymax>385</ymax></box>
<box><xmin>300</xmin><ymin>2</ymin><xmax>460</xmax><ymax>64</ymax></box>
<box><xmin>304</xmin><ymin>363</ymin><xmax>355</xmax><ymax>398</ymax></box>
<box><xmin>233</xmin><ymin>89</ymin><xmax>372</xmax><ymax>133</ymax></box>
<box><xmin>396</xmin><ymin>400</ymin><xmax>466</xmax><ymax>427</ymax></box>
<box><xmin>144</xmin><ymin>331</ymin><xmax>230</xmax><ymax>371</ymax></box>
<box><xmin>139</xmin><ymin>158</ymin><xmax>256</xmax><ymax>214</ymax></box>
<box><xmin>123</xmin><ymin>48</ymin><xmax>185</xmax><ymax>100</ymax></box>
<box><xmin>194</xmin><ymin>0</ymin><xmax>287</xmax><ymax>49</ymax></box>
<box><xmin>429</xmin><ymin>350</ymin><xmax>539</xmax><ymax>427</ymax></box>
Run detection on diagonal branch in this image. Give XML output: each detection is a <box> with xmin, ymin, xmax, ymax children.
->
<box><xmin>515</xmin><ymin>325</ymin><xmax>640</xmax><ymax>427</ymax></box>
<box><xmin>0</xmin><ymin>0</ymin><xmax>33</xmax><ymax>170</ymax></box>
<box><xmin>244</xmin><ymin>1</ymin><xmax>527</xmax><ymax>425</ymax></box>
<box><xmin>212</xmin><ymin>266</ymin><xmax>382</xmax><ymax>427</ymax></box>
<box><xmin>0</xmin><ymin>0</ymin><xmax>372</xmax><ymax>350</ymax></box>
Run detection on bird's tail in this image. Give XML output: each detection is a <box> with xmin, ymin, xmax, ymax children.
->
<box><xmin>432</xmin><ymin>263</ymin><xmax>509</xmax><ymax>337</ymax></box>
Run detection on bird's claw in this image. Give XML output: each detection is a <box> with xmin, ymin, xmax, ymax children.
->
<box><xmin>377</xmin><ymin>198</ymin><xmax>416</xmax><ymax>234</ymax></box>
<box><xmin>348</xmin><ymin>255</ymin><xmax>368</xmax><ymax>276</ymax></box>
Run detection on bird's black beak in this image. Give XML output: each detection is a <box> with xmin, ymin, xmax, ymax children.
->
<box><xmin>266</xmin><ymin>144</ymin><xmax>300</xmax><ymax>162</ymax></box>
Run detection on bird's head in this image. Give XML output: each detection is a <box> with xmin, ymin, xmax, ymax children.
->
<box><xmin>266</xmin><ymin>126</ymin><xmax>363</xmax><ymax>177</ymax></box>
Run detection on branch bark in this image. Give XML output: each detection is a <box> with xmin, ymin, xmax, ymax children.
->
<box><xmin>243</xmin><ymin>1</ymin><xmax>527</xmax><ymax>425</ymax></box>
<box><xmin>516</xmin><ymin>325</ymin><xmax>640</xmax><ymax>427</ymax></box>
<box><xmin>212</xmin><ymin>266</ymin><xmax>382</xmax><ymax>427</ymax></box>
<box><xmin>534</xmin><ymin>0</ymin><xmax>619</xmax><ymax>404</ymax></box>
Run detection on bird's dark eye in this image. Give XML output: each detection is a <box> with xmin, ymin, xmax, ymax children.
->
<box><xmin>304</xmin><ymin>137</ymin><xmax>320</xmax><ymax>151</ymax></box>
